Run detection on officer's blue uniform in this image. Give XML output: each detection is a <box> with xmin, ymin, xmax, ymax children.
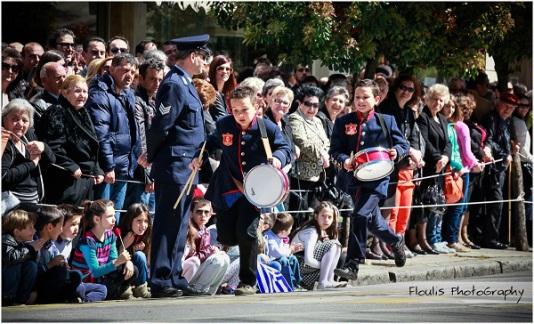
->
<box><xmin>330</xmin><ymin>110</ymin><xmax>409</xmax><ymax>262</ymax></box>
<box><xmin>205</xmin><ymin>116</ymin><xmax>291</xmax><ymax>286</ymax></box>
<box><xmin>147</xmin><ymin>47</ymin><xmax>205</xmax><ymax>292</ymax></box>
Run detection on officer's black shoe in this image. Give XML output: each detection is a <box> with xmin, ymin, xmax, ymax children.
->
<box><xmin>334</xmin><ymin>260</ymin><xmax>359</xmax><ymax>281</ymax></box>
<box><xmin>391</xmin><ymin>236</ymin><xmax>407</xmax><ymax>267</ymax></box>
<box><xmin>151</xmin><ymin>287</ymin><xmax>183</xmax><ymax>298</ymax></box>
<box><xmin>182</xmin><ymin>285</ymin><xmax>208</xmax><ymax>296</ymax></box>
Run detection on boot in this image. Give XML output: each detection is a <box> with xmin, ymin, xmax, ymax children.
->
<box><xmin>133</xmin><ymin>282</ymin><xmax>151</xmax><ymax>298</ymax></box>
<box><xmin>417</xmin><ymin>223</ymin><xmax>438</xmax><ymax>254</ymax></box>
<box><xmin>370</xmin><ymin>236</ymin><xmax>384</xmax><ymax>259</ymax></box>
<box><xmin>119</xmin><ymin>286</ymin><xmax>134</xmax><ymax>300</ymax></box>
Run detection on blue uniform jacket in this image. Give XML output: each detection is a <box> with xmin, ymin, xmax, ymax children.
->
<box><xmin>147</xmin><ymin>65</ymin><xmax>205</xmax><ymax>185</ymax></box>
<box><xmin>204</xmin><ymin>116</ymin><xmax>291</xmax><ymax>210</ymax></box>
<box><xmin>329</xmin><ymin>111</ymin><xmax>409</xmax><ymax>197</ymax></box>
<box><xmin>86</xmin><ymin>74</ymin><xmax>140</xmax><ymax>178</ymax></box>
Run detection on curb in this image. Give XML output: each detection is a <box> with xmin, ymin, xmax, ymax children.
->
<box><xmin>352</xmin><ymin>257</ymin><xmax>532</xmax><ymax>286</ymax></box>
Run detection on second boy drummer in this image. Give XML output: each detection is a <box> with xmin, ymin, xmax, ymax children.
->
<box><xmin>193</xmin><ymin>86</ymin><xmax>291</xmax><ymax>295</ymax></box>
<box><xmin>330</xmin><ymin>79</ymin><xmax>410</xmax><ymax>280</ymax></box>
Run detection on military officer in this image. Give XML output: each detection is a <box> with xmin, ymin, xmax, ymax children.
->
<box><xmin>194</xmin><ymin>86</ymin><xmax>291</xmax><ymax>295</ymax></box>
<box><xmin>146</xmin><ymin>34</ymin><xmax>212</xmax><ymax>298</ymax></box>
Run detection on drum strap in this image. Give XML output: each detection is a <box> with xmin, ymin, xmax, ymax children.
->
<box><xmin>258</xmin><ymin>118</ymin><xmax>273</xmax><ymax>161</ymax></box>
<box><xmin>376</xmin><ymin>113</ymin><xmax>393</xmax><ymax>148</ymax></box>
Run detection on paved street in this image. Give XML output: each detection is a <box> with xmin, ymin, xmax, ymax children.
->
<box><xmin>3</xmin><ymin>271</ymin><xmax>531</xmax><ymax>322</ymax></box>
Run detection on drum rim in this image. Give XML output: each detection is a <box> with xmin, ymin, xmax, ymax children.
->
<box><xmin>354</xmin><ymin>160</ymin><xmax>394</xmax><ymax>181</ymax></box>
<box><xmin>354</xmin><ymin>146</ymin><xmax>390</xmax><ymax>158</ymax></box>
<box><xmin>243</xmin><ymin>164</ymin><xmax>289</xmax><ymax>208</ymax></box>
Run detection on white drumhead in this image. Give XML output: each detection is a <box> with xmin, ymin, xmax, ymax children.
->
<box><xmin>354</xmin><ymin>160</ymin><xmax>394</xmax><ymax>181</ymax></box>
<box><xmin>244</xmin><ymin>164</ymin><xmax>285</xmax><ymax>208</ymax></box>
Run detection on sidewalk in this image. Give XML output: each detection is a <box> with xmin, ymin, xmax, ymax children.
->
<box><xmin>353</xmin><ymin>248</ymin><xmax>533</xmax><ymax>286</ymax></box>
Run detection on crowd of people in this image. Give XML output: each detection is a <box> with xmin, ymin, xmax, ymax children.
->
<box><xmin>1</xmin><ymin>28</ymin><xmax>532</xmax><ymax>306</ymax></box>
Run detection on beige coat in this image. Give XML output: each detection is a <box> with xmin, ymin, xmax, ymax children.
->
<box><xmin>288</xmin><ymin>110</ymin><xmax>330</xmax><ymax>182</ymax></box>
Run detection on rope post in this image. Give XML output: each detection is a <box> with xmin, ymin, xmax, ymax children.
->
<box><xmin>508</xmin><ymin>163</ymin><xmax>512</xmax><ymax>245</ymax></box>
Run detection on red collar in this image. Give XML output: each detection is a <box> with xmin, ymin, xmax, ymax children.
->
<box><xmin>356</xmin><ymin>109</ymin><xmax>375</xmax><ymax>122</ymax></box>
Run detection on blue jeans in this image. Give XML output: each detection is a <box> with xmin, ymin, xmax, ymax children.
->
<box><xmin>442</xmin><ymin>174</ymin><xmax>470</xmax><ymax>243</ymax></box>
<box><xmin>2</xmin><ymin>261</ymin><xmax>38</xmax><ymax>304</ymax></box>
<box><xmin>132</xmin><ymin>251</ymin><xmax>149</xmax><ymax>286</ymax></box>
<box><xmin>141</xmin><ymin>191</ymin><xmax>156</xmax><ymax>215</ymax></box>
<box><xmin>95</xmin><ymin>181</ymin><xmax>128</xmax><ymax>223</ymax></box>
<box><xmin>275</xmin><ymin>255</ymin><xmax>302</xmax><ymax>289</ymax></box>
<box><xmin>427</xmin><ymin>211</ymin><xmax>443</xmax><ymax>245</ymax></box>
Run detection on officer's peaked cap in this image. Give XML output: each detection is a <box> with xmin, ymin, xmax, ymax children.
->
<box><xmin>171</xmin><ymin>34</ymin><xmax>211</xmax><ymax>55</ymax></box>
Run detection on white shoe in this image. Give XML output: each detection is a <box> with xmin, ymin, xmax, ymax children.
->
<box><xmin>431</xmin><ymin>243</ymin><xmax>451</xmax><ymax>254</ymax></box>
<box><xmin>439</xmin><ymin>242</ymin><xmax>456</xmax><ymax>253</ymax></box>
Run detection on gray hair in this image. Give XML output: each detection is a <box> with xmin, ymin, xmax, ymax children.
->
<box><xmin>39</xmin><ymin>61</ymin><xmax>63</xmax><ymax>81</ymax></box>
<box><xmin>240</xmin><ymin>77</ymin><xmax>265</xmax><ymax>94</ymax></box>
<box><xmin>2</xmin><ymin>98</ymin><xmax>35</xmax><ymax>128</ymax></box>
<box><xmin>325</xmin><ymin>85</ymin><xmax>349</xmax><ymax>102</ymax></box>
<box><xmin>143</xmin><ymin>49</ymin><xmax>167</xmax><ymax>65</ymax></box>
<box><xmin>262</xmin><ymin>78</ymin><xmax>285</xmax><ymax>97</ymax></box>
<box><xmin>425</xmin><ymin>84</ymin><xmax>450</xmax><ymax>103</ymax></box>
<box><xmin>111</xmin><ymin>53</ymin><xmax>138</xmax><ymax>68</ymax></box>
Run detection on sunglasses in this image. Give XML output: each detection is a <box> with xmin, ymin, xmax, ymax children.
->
<box><xmin>274</xmin><ymin>98</ymin><xmax>290</xmax><ymax>106</ymax></box>
<box><xmin>58</xmin><ymin>42</ymin><xmax>75</xmax><ymax>48</ymax></box>
<box><xmin>302</xmin><ymin>101</ymin><xmax>319</xmax><ymax>109</ymax></box>
<box><xmin>399</xmin><ymin>84</ymin><xmax>416</xmax><ymax>93</ymax></box>
<box><xmin>2</xmin><ymin>63</ymin><xmax>19</xmax><ymax>72</ymax></box>
<box><xmin>297</xmin><ymin>68</ymin><xmax>310</xmax><ymax>73</ymax></box>
<box><xmin>110</xmin><ymin>47</ymin><xmax>128</xmax><ymax>54</ymax></box>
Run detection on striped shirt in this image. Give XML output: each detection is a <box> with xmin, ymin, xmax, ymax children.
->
<box><xmin>71</xmin><ymin>229</ymin><xmax>118</xmax><ymax>283</ymax></box>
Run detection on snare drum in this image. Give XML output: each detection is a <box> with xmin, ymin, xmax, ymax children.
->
<box><xmin>353</xmin><ymin>147</ymin><xmax>394</xmax><ymax>181</ymax></box>
<box><xmin>243</xmin><ymin>164</ymin><xmax>289</xmax><ymax>208</ymax></box>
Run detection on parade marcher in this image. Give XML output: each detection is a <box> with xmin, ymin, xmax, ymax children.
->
<box><xmin>330</xmin><ymin>79</ymin><xmax>409</xmax><ymax>281</ymax></box>
<box><xmin>201</xmin><ymin>86</ymin><xmax>291</xmax><ymax>295</ymax></box>
<box><xmin>146</xmin><ymin>34</ymin><xmax>212</xmax><ymax>298</ymax></box>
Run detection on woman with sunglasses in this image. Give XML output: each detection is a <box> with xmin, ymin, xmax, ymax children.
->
<box><xmin>288</xmin><ymin>85</ymin><xmax>329</xmax><ymax>226</ymax></box>
<box><xmin>378</xmin><ymin>75</ymin><xmax>425</xmax><ymax>258</ymax></box>
<box><xmin>208</xmin><ymin>55</ymin><xmax>237</xmax><ymax>120</ymax></box>
<box><xmin>2</xmin><ymin>48</ymin><xmax>26</xmax><ymax>105</ymax></box>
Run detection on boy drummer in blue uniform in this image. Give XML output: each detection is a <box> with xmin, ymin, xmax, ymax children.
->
<box><xmin>329</xmin><ymin>79</ymin><xmax>410</xmax><ymax>281</ymax></box>
<box><xmin>193</xmin><ymin>86</ymin><xmax>291</xmax><ymax>295</ymax></box>
<box><xmin>147</xmin><ymin>34</ymin><xmax>212</xmax><ymax>298</ymax></box>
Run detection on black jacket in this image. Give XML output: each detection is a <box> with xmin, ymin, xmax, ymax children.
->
<box><xmin>482</xmin><ymin>110</ymin><xmax>511</xmax><ymax>173</ymax></box>
<box><xmin>416</xmin><ymin>106</ymin><xmax>451</xmax><ymax>177</ymax></box>
<box><xmin>2</xmin><ymin>234</ymin><xmax>38</xmax><ymax>267</ymax></box>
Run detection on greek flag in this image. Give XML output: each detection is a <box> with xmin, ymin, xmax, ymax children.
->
<box><xmin>256</xmin><ymin>262</ymin><xmax>293</xmax><ymax>294</ymax></box>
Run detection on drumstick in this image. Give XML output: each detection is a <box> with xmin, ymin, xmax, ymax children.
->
<box><xmin>173</xmin><ymin>141</ymin><xmax>207</xmax><ymax>210</ymax></box>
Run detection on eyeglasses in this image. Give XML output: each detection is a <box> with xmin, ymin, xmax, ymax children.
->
<box><xmin>58</xmin><ymin>42</ymin><xmax>75</xmax><ymax>48</ymax></box>
<box><xmin>216</xmin><ymin>66</ymin><xmax>232</xmax><ymax>72</ymax></box>
<box><xmin>110</xmin><ymin>47</ymin><xmax>128</xmax><ymax>54</ymax></box>
<box><xmin>274</xmin><ymin>98</ymin><xmax>290</xmax><ymax>106</ymax></box>
<box><xmin>518</xmin><ymin>104</ymin><xmax>530</xmax><ymax>108</ymax></box>
<box><xmin>302</xmin><ymin>101</ymin><xmax>319</xmax><ymax>109</ymax></box>
<box><xmin>297</xmin><ymin>68</ymin><xmax>310</xmax><ymax>73</ymax></box>
<box><xmin>399</xmin><ymin>84</ymin><xmax>416</xmax><ymax>93</ymax></box>
<box><xmin>2</xmin><ymin>63</ymin><xmax>19</xmax><ymax>73</ymax></box>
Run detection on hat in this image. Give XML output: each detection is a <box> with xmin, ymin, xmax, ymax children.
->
<box><xmin>500</xmin><ymin>93</ymin><xmax>519</xmax><ymax>106</ymax></box>
<box><xmin>375</xmin><ymin>64</ymin><xmax>393</xmax><ymax>78</ymax></box>
<box><xmin>171</xmin><ymin>34</ymin><xmax>211</xmax><ymax>55</ymax></box>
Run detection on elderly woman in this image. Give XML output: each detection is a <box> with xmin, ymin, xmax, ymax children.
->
<box><xmin>264</xmin><ymin>85</ymin><xmax>297</xmax><ymax>158</ymax></box>
<box><xmin>36</xmin><ymin>75</ymin><xmax>103</xmax><ymax>204</ymax></box>
<box><xmin>288</xmin><ymin>85</ymin><xmax>329</xmax><ymax>224</ymax></box>
<box><xmin>416</xmin><ymin>84</ymin><xmax>452</xmax><ymax>254</ymax></box>
<box><xmin>2</xmin><ymin>48</ymin><xmax>25</xmax><ymax>105</ymax></box>
<box><xmin>1</xmin><ymin>98</ymin><xmax>55</xmax><ymax>205</ymax></box>
<box><xmin>208</xmin><ymin>55</ymin><xmax>237</xmax><ymax>120</ymax></box>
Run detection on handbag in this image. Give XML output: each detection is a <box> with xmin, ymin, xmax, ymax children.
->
<box><xmin>443</xmin><ymin>167</ymin><xmax>463</xmax><ymax>204</ymax></box>
<box><xmin>421</xmin><ymin>177</ymin><xmax>446</xmax><ymax>215</ymax></box>
<box><xmin>1</xmin><ymin>191</ymin><xmax>20</xmax><ymax>217</ymax></box>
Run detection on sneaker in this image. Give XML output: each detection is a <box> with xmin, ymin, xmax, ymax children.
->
<box><xmin>133</xmin><ymin>282</ymin><xmax>151</xmax><ymax>298</ymax></box>
<box><xmin>334</xmin><ymin>260</ymin><xmax>359</xmax><ymax>281</ymax></box>
<box><xmin>404</xmin><ymin>246</ymin><xmax>415</xmax><ymax>259</ymax></box>
<box><xmin>391</xmin><ymin>236</ymin><xmax>407</xmax><ymax>267</ymax></box>
<box><xmin>316</xmin><ymin>282</ymin><xmax>335</xmax><ymax>290</ymax></box>
<box><xmin>431</xmin><ymin>243</ymin><xmax>451</xmax><ymax>254</ymax></box>
<box><xmin>235</xmin><ymin>284</ymin><xmax>256</xmax><ymax>296</ymax></box>
<box><xmin>439</xmin><ymin>242</ymin><xmax>456</xmax><ymax>253</ymax></box>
